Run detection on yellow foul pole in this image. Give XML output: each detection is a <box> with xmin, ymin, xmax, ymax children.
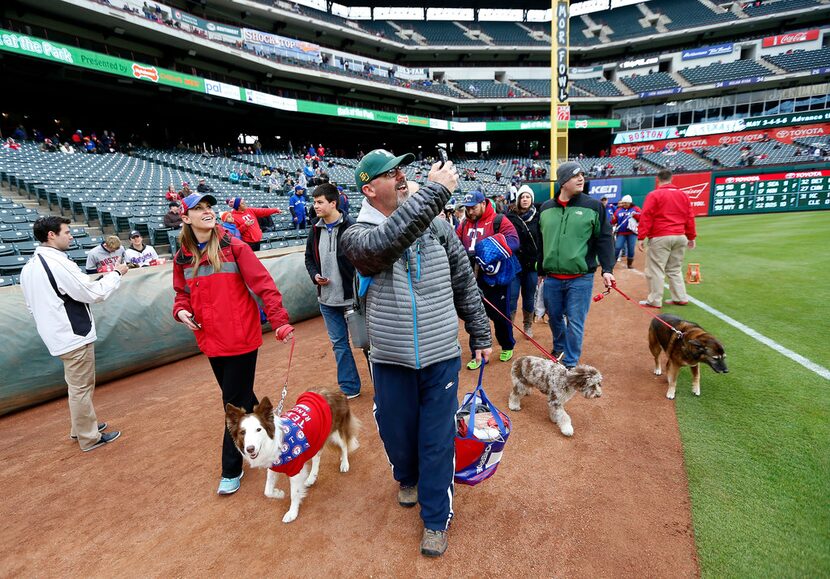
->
<box><xmin>551</xmin><ymin>0</ymin><xmax>570</xmax><ymax>198</ymax></box>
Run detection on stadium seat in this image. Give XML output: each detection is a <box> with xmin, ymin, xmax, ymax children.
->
<box><xmin>0</xmin><ymin>276</ymin><xmax>14</xmax><ymax>287</ymax></box>
<box><xmin>0</xmin><ymin>255</ymin><xmax>28</xmax><ymax>275</ymax></box>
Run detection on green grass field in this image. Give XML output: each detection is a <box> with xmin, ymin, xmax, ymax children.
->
<box><xmin>667</xmin><ymin>211</ymin><xmax>830</xmax><ymax>576</ymax></box>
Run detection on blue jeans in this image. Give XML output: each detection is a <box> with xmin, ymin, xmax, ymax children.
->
<box><xmin>372</xmin><ymin>357</ymin><xmax>460</xmax><ymax>531</ymax></box>
<box><xmin>319</xmin><ymin>304</ymin><xmax>361</xmax><ymax>396</ymax></box>
<box><xmin>615</xmin><ymin>234</ymin><xmax>636</xmax><ymax>260</ymax></box>
<box><xmin>542</xmin><ymin>274</ymin><xmax>595</xmax><ymax>368</ymax></box>
<box><xmin>509</xmin><ymin>270</ymin><xmax>539</xmax><ymax>314</ymax></box>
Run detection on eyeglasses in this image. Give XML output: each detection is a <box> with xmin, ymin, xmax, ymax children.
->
<box><xmin>375</xmin><ymin>167</ymin><xmax>402</xmax><ymax>179</ymax></box>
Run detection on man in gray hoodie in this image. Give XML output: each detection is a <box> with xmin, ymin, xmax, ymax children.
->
<box><xmin>342</xmin><ymin>149</ymin><xmax>491</xmax><ymax>558</ymax></box>
<box><xmin>304</xmin><ymin>182</ymin><xmax>361</xmax><ymax>399</ymax></box>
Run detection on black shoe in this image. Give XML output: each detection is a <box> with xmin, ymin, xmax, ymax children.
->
<box><xmin>551</xmin><ymin>351</ymin><xmax>564</xmax><ymax>362</ymax></box>
<box><xmin>81</xmin><ymin>431</ymin><xmax>121</xmax><ymax>452</ymax></box>
<box><xmin>70</xmin><ymin>422</ymin><xmax>107</xmax><ymax>440</ymax></box>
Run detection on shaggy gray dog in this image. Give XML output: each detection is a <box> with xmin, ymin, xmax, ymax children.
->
<box><xmin>508</xmin><ymin>356</ymin><xmax>603</xmax><ymax>437</ymax></box>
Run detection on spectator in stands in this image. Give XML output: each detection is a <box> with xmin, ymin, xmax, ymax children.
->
<box><xmin>226</xmin><ymin>197</ymin><xmax>282</xmax><ymax>252</ymax></box>
<box><xmin>538</xmin><ymin>162</ymin><xmax>615</xmax><ymax>367</ymax></box>
<box><xmin>457</xmin><ymin>190</ymin><xmax>519</xmax><ymax>368</ymax></box>
<box><xmin>180</xmin><ymin>182</ymin><xmax>193</xmax><ymax>198</ymax></box>
<box><xmin>12</xmin><ymin>125</ymin><xmax>28</xmax><ymax>141</ymax></box>
<box><xmin>166</xmin><ymin>184</ymin><xmax>181</xmax><ymax>203</ymax></box>
<box><xmin>164</xmin><ymin>201</ymin><xmax>183</xmax><ymax>229</ymax></box>
<box><xmin>59</xmin><ymin>142</ymin><xmax>74</xmax><ymax>154</ymax></box>
<box><xmin>612</xmin><ymin>195</ymin><xmax>641</xmax><ymax>269</ymax></box>
<box><xmin>304</xmin><ymin>183</ymin><xmax>361</xmax><ymax>399</ymax></box>
<box><xmin>229</xmin><ymin>169</ymin><xmax>240</xmax><ymax>184</ymax></box>
<box><xmin>125</xmin><ymin>231</ymin><xmax>159</xmax><ymax>267</ymax></box>
<box><xmin>341</xmin><ymin>149</ymin><xmax>488</xmax><ymax>558</ymax></box>
<box><xmin>268</xmin><ymin>171</ymin><xmax>281</xmax><ymax>195</ymax></box>
<box><xmin>20</xmin><ymin>216</ymin><xmax>127</xmax><ymax>452</ymax></box>
<box><xmin>637</xmin><ymin>170</ymin><xmax>696</xmax><ymax>308</ymax></box>
<box><xmin>289</xmin><ymin>186</ymin><xmax>309</xmax><ymax>231</ymax></box>
<box><xmin>506</xmin><ymin>185</ymin><xmax>542</xmax><ymax>339</ymax></box>
<box><xmin>3</xmin><ymin>137</ymin><xmax>21</xmax><ymax>151</ymax></box>
<box><xmin>172</xmin><ymin>192</ymin><xmax>294</xmax><ymax>496</ymax></box>
<box><xmin>218</xmin><ymin>212</ymin><xmax>242</xmax><ymax>239</ymax></box>
<box><xmin>196</xmin><ymin>178</ymin><xmax>214</xmax><ymax>193</ymax></box>
<box><xmin>337</xmin><ymin>185</ymin><xmax>350</xmax><ymax>215</ymax></box>
<box><xmin>85</xmin><ymin>235</ymin><xmax>126</xmax><ymax>274</ymax></box>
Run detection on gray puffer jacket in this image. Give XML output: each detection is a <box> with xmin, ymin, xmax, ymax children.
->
<box><xmin>341</xmin><ymin>181</ymin><xmax>491</xmax><ymax>369</ymax></box>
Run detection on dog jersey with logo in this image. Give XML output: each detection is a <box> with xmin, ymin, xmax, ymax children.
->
<box><xmin>269</xmin><ymin>392</ymin><xmax>333</xmax><ymax>477</ymax></box>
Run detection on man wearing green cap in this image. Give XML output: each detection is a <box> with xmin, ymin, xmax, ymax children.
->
<box><xmin>342</xmin><ymin>149</ymin><xmax>492</xmax><ymax>558</ymax></box>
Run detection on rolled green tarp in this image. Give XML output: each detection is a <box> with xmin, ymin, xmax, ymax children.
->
<box><xmin>0</xmin><ymin>249</ymin><xmax>319</xmax><ymax>416</ymax></box>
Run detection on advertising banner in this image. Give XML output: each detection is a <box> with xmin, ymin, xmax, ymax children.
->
<box><xmin>587</xmin><ymin>178</ymin><xmax>623</xmax><ymax>203</ymax></box>
<box><xmin>0</xmin><ymin>29</ymin><xmax>204</xmax><ymax>92</ymax></box>
<box><xmin>612</xmin><ymin>122</ymin><xmax>830</xmax><ymax>156</ymax></box>
<box><xmin>762</xmin><ymin>30</ymin><xmax>819</xmax><ymax>48</ymax></box>
<box><xmin>681</xmin><ymin>43</ymin><xmax>733</xmax><ymax>61</ymax></box>
<box><xmin>671</xmin><ymin>172</ymin><xmax>711</xmax><ymax>216</ymax></box>
<box><xmin>171</xmin><ymin>8</ymin><xmax>241</xmax><ymax>43</ymax></box>
<box><xmin>614</xmin><ymin>127</ymin><xmax>682</xmax><ymax>145</ymax></box>
<box><xmin>242</xmin><ymin>29</ymin><xmax>320</xmax><ymax>62</ymax></box>
<box><xmin>619</xmin><ymin>56</ymin><xmax>658</xmax><ymax>70</ymax></box>
<box><xmin>204</xmin><ymin>79</ymin><xmax>241</xmax><ymax>101</ymax></box>
<box><xmin>242</xmin><ymin>89</ymin><xmax>298</xmax><ymax>112</ymax></box>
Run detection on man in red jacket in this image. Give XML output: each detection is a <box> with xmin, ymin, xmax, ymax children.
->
<box><xmin>637</xmin><ymin>170</ymin><xmax>697</xmax><ymax>308</ymax></box>
<box><xmin>226</xmin><ymin>197</ymin><xmax>281</xmax><ymax>251</ymax></box>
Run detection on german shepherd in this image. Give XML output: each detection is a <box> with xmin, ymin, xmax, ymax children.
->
<box><xmin>648</xmin><ymin>314</ymin><xmax>728</xmax><ymax>399</ymax></box>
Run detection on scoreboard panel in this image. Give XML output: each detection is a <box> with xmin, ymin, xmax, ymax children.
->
<box><xmin>711</xmin><ymin>169</ymin><xmax>830</xmax><ymax>215</ymax></box>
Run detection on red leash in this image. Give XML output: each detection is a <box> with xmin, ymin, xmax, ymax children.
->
<box><xmin>480</xmin><ymin>295</ymin><xmax>563</xmax><ymax>365</ymax></box>
<box><xmin>595</xmin><ymin>284</ymin><xmax>683</xmax><ymax>337</ymax></box>
<box><xmin>275</xmin><ymin>334</ymin><xmax>296</xmax><ymax>415</ymax></box>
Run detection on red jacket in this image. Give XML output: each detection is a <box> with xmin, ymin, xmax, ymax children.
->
<box><xmin>229</xmin><ymin>207</ymin><xmax>281</xmax><ymax>244</ymax></box>
<box><xmin>637</xmin><ymin>184</ymin><xmax>696</xmax><ymax>241</ymax></box>
<box><xmin>172</xmin><ymin>232</ymin><xmax>290</xmax><ymax>357</ymax></box>
<box><xmin>456</xmin><ymin>200</ymin><xmax>519</xmax><ymax>256</ymax></box>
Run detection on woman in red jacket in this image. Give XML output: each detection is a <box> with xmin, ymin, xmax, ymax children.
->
<box><xmin>173</xmin><ymin>192</ymin><xmax>295</xmax><ymax>496</ymax></box>
<box><xmin>226</xmin><ymin>197</ymin><xmax>282</xmax><ymax>251</ymax></box>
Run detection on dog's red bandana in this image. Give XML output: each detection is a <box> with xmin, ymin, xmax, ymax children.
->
<box><xmin>269</xmin><ymin>392</ymin><xmax>332</xmax><ymax>477</ymax></box>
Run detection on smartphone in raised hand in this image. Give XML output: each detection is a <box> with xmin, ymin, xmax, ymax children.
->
<box><xmin>437</xmin><ymin>147</ymin><xmax>448</xmax><ymax>168</ymax></box>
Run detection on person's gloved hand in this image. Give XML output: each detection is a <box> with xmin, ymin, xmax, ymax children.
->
<box><xmin>275</xmin><ymin>324</ymin><xmax>295</xmax><ymax>342</ymax></box>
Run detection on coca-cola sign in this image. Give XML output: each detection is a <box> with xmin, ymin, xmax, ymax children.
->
<box><xmin>762</xmin><ymin>29</ymin><xmax>818</xmax><ymax>48</ymax></box>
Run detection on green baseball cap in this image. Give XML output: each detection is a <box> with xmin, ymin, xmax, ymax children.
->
<box><xmin>354</xmin><ymin>149</ymin><xmax>415</xmax><ymax>190</ymax></box>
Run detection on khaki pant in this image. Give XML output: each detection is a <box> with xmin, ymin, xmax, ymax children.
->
<box><xmin>644</xmin><ymin>235</ymin><xmax>688</xmax><ymax>306</ymax></box>
<box><xmin>59</xmin><ymin>343</ymin><xmax>100</xmax><ymax>450</ymax></box>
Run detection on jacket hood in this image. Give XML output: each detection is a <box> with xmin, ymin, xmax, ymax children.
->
<box><xmin>356</xmin><ymin>199</ymin><xmax>387</xmax><ymax>226</ymax></box>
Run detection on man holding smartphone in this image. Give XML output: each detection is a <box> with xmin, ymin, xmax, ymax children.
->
<box><xmin>304</xmin><ymin>182</ymin><xmax>361</xmax><ymax>399</ymax></box>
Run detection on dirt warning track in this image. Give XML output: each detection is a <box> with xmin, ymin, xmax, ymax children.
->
<box><xmin>0</xmin><ymin>265</ymin><xmax>698</xmax><ymax>577</ymax></box>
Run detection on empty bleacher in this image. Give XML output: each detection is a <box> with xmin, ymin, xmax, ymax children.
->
<box><xmin>764</xmin><ymin>47</ymin><xmax>830</xmax><ymax>73</ymax></box>
<box><xmin>620</xmin><ymin>72</ymin><xmax>680</xmax><ymax>94</ymax></box>
<box><xmin>743</xmin><ymin>0</ymin><xmax>821</xmax><ymax>17</ymax></box>
<box><xmin>595</xmin><ymin>5</ymin><xmax>654</xmax><ymax>42</ymax></box>
<box><xmin>654</xmin><ymin>0</ymin><xmax>737</xmax><ymax>31</ymax></box>
<box><xmin>696</xmin><ymin>140</ymin><xmax>802</xmax><ymax>166</ymax></box>
<box><xmin>679</xmin><ymin>60</ymin><xmax>772</xmax><ymax>85</ymax></box>
<box><xmin>400</xmin><ymin>21</ymin><xmax>482</xmax><ymax>46</ymax></box>
<box><xmin>358</xmin><ymin>20</ymin><xmax>417</xmax><ymax>44</ymax></box>
<box><xmin>643</xmin><ymin>152</ymin><xmax>711</xmax><ymax>172</ymax></box>
<box><xmin>514</xmin><ymin>79</ymin><xmax>551</xmax><ymax>97</ymax></box>
<box><xmin>472</xmin><ymin>22</ymin><xmax>546</xmax><ymax>46</ymax></box>
<box><xmin>461</xmin><ymin>80</ymin><xmax>519</xmax><ymax>98</ymax></box>
<box><xmin>572</xmin><ymin>78</ymin><xmax>623</xmax><ymax>97</ymax></box>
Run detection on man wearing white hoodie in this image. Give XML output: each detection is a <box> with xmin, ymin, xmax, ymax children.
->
<box><xmin>20</xmin><ymin>216</ymin><xmax>128</xmax><ymax>452</ymax></box>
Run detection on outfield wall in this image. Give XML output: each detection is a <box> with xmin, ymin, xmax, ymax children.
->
<box><xmin>0</xmin><ymin>249</ymin><xmax>319</xmax><ymax>416</ymax></box>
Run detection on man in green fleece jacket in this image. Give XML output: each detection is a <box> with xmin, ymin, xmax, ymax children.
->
<box><xmin>537</xmin><ymin>162</ymin><xmax>615</xmax><ymax>368</ymax></box>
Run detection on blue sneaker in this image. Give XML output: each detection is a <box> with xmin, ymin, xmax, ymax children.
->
<box><xmin>81</xmin><ymin>430</ymin><xmax>121</xmax><ymax>452</ymax></box>
<box><xmin>217</xmin><ymin>471</ymin><xmax>244</xmax><ymax>495</ymax></box>
<box><xmin>70</xmin><ymin>422</ymin><xmax>107</xmax><ymax>440</ymax></box>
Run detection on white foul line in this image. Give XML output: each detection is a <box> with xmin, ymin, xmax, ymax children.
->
<box><xmin>686</xmin><ymin>293</ymin><xmax>830</xmax><ymax>381</ymax></box>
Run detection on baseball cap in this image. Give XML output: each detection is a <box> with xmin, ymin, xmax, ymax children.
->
<box><xmin>129</xmin><ymin>230</ymin><xmax>141</xmax><ymax>238</ymax></box>
<box><xmin>458</xmin><ymin>190</ymin><xmax>486</xmax><ymax>207</ymax></box>
<box><xmin>294</xmin><ymin>184</ymin><xmax>305</xmax><ymax>191</ymax></box>
<box><xmin>556</xmin><ymin>162</ymin><xmax>584</xmax><ymax>187</ymax></box>
<box><xmin>354</xmin><ymin>149</ymin><xmax>415</xmax><ymax>190</ymax></box>
<box><xmin>181</xmin><ymin>192</ymin><xmax>217</xmax><ymax>213</ymax></box>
